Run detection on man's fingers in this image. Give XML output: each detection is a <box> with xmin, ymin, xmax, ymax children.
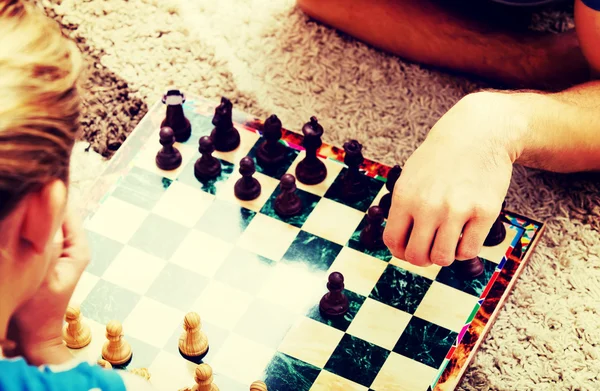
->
<box><xmin>456</xmin><ymin>212</ymin><xmax>496</xmax><ymax>260</ymax></box>
<box><xmin>382</xmin><ymin>210</ymin><xmax>413</xmax><ymax>261</ymax></box>
<box><xmin>430</xmin><ymin>219</ymin><xmax>467</xmax><ymax>266</ymax></box>
<box><xmin>403</xmin><ymin>218</ymin><xmax>438</xmax><ymax>267</ymax></box>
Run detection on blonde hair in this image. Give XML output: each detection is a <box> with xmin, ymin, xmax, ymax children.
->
<box><xmin>0</xmin><ymin>0</ymin><xmax>83</xmax><ymax>220</ymax></box>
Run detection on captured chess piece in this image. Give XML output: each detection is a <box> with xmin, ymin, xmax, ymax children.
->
<box><xmin>62</xmin><ymin>305</ymin><xmax>92</xmax><ymax>349</ymax></box>
<box><xmin>484</xmin><ymin>200</ymin><xmax>507</xmax><ymax>247</ymax></box>
<box><xmin>156</xmin><ymin>127</ymin><xmax>182</xmax><ymax>171</ymax></box>
<box><xmin>452</xmin><ymin>257</ymin><xmax>485</xmax><ymax>278</ymax></box>
<box><xmin>340</xmin><ymin>139</ymin><xmax>366</xmax><ymax>201</ymax></box>
<box><xmin>378</xmin><ymin>165</ymin><xmax>402</xmax><ymax>218</ymax></box>
<box><xmin>97</xmin><ymin>359</ymin><xmax>112</xmax><ymax>369</ymax></box>
<box><xmin>192</xmin><ymin>363</ymin><xmax>220</xmax><ymax>391</ymax></box>
<box><xmin>234</xmin><ymin>157</ymin><xmax>261</xmax><ymax>201</ymax></box>
<box><xmin>250</xmin><ymin>380</ymin><xmax>268</xmax><ymax>391</ymax></box>
<box><xmin>319</xmin><ymin>272</ymin><xmax>349</xmax><ymax>317</ymax></box>
<box><xmin>210</xmin><ymin>97</ymin><xmax>240</xmax><ymax>152</ymax></box>
<box><xmin>194</xmin><ymin>136</ymin><xmax>221</xmax><ymax>181</ymax></box>
<box><xmin>256</xmin><ymin>114</ymin><xmax>286</xmax><ymax>168</ymax></box>
<box><xmin>295</xmin><ymin>116</ymin><xmax>327</xmax><ymax>185</ymax></box>
<box><xmin>102</xmin><ymin>320</ymin><xmax>132</xmax><ymax>366</ymax></box>
<box><xmin>129</xmin><ymin>368</ymin><xmax>151</xmax><ymax>380</ymax></box>
<box><xmin>359</xmin><ymin>206</ymin><xmax>385</xmax><ymax>250</ymax></box>
<box><xmin>179</xmin><ymin>312</ymin><xmax>209</xmax><ymax>362</ymax></box>
<box><xmin>274</xmin><ymin>174</ymin><xmax>302</xmax><ymax>217</ymax></box>
<box><xmin>161</xmin><ymin>89</ymin><xmax>191</xmax><ymax>142</ymax></box>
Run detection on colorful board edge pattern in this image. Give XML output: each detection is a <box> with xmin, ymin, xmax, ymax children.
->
<box><xmin>81</xmin><ymin>95</ymin><xmax>544</xmax><ymax>390</ymax></box>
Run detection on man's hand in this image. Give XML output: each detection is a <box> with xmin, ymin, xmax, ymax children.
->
<box><xmin>9</xmin><ymin>206</ymin><xmax>90</xmax><ymax>365</ymax></box>
<box><xmin>383</xmin><ymin>92</ymin><xmax>516</xmax><ymax>267</ymax></box>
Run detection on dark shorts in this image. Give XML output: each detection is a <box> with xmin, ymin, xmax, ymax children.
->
<box><xmin>492</xmin><ymin>0</ymin><xmax>600</xmax><ymax>10</ymax></box>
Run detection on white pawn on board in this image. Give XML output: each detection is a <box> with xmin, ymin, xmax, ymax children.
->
<box><xmin>62</xmin><ymin>304</ymin><xmax>92</xmax><ymax>349</ymax></box>
<box><xmin>250</xmin><ymin>380</ymin><xmax>268</xmax><ymax>391</ymax></box>
<box><xmin>193</xmin><ymin>363</ymin><xmax>219</xmax><ymax>391</ymax></box>
<box><xmin>102</xmin><ymin>320</ymin><xmax>132</xmax><ymax>366</ymax></box>
<box><xmin>179</xmin><ymin>312</ymin><xmax>209</xmax><ymax>358</ymax></box>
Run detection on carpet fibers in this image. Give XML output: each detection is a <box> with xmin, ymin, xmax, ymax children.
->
<box><xmin>38</xmin><ymin>0</ymin><xmax>600</xmax><ymax>389</ymax></box>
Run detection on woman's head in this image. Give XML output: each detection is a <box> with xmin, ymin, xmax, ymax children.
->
<box><xmin>0</xmin><ymin>0</ymin><xmax>82</xmax><ymax>306</ymax></box>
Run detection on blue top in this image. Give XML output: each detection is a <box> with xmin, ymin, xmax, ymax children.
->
<box><xmin>492</xmin><ymin>0</ymin><xmax>600</xmax><ymax>10</ymax></box>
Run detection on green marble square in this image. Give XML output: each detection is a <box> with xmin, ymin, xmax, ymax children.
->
<box><xmin>186</xmin><ymin>112</ymin><xmax>214</xmax><ymax>143</ymax></box>
<box><xmin>145</xmin><ymin>263</ymin><xmax>209</xmax><ymax>312</ymax></box>
<box><xmin>177</xmin><ymin>157</ymin><xmax>234</xmax><ymax>196</ymax></box>
<box><xmin>281</xmin><ymin>230</ymin><xmax>343</xmax><ymax>272</ymax></box>
<box><xmin>369</xmin><ymin>264</ymin><xmax>432</xmax><ymax>314</ymax></box>
<box><xmin>324</xmin><ymin>333</ymin><xmax>390</xmax><ymax>388</ymax></box>
<box><xmin>260</xmin><ymin>186</ymin><xmax>320</xmax><ymax>228</ymax></box>
<box><xmin>247</xmin><ymin>139</ymin><xmax>300</xmax><ymax>180</ymax></box>
<box><xmin>195</xmin><ymin>199</ymin><xmax>256</xmax><ymax>243</ymax></box>
<box><xmin>435</xmin><ymin>257</ymin><xmax>496</xmax><ymax>297</ymax></box>
<box><xmin>306</xmin><ymin>290</ymin><xmax>366</xmax><ymax>332</ymax></box>
<box><xmin>81</xmin><ymin>279</ymin><xmax>141</xmax><ymax>325</ymax></box>
<box><xmin>112</xmin><ymin>166</ymin><xmax>172</xmax><ymax>210</ymax></box>
<box><xmin>85</xmin><ymin>230</ymin><xmax>124</xmax><ymax>276</ymax></box>
<box><xmin>393</xmin><ymin>316</ymin><xmax>457</xmax><ymax>369</ymax></box>
<box><xmin>323</xmin><ymin>168</ymin><xmax>384</xmax><ymax>213</ymax></box>
<box><xmin>347</xmin><ymin>215</ymin><xmax>392</xmax><ymax>262</ymax></box>
<box><xmin>128</xmin><ymin>213</ymin><xmax>189</xmax><ymax>260</ymax></box>
<box><xmin>264</xmin><ymin>352</ymin><xmax>321</xmax><ymax>391</ymax></box>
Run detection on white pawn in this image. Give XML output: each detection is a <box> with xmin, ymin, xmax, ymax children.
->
<box><xmin>193</xmin><ymin>363</ymin><xmax>219</xmax><ymax>391</ymax></box>
<box><xmin>62</xmin><ymin>305</ymin><xmax>92</xmax><ymax>349</ymax></box>
<box><xmin>250</xmin><ymin>380</ymin><xmax>268</xmax><ymax>391</ymax></box>
<box><xmin>102</xmin><ymin>320</ymin><xmax>132</xmax><ymax>366</ymax></box>
<box><xmin>179</xmin><ymin>312</ymin><xmax>208</xmax><ymax>358</ymax></box>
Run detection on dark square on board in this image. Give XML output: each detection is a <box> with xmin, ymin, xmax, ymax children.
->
<box><xmin>347</xmin><ymin>214</ymin><xmax>392</xmax><ymax>262</ymax></box>
<box><xmin>323</xmin><ymin>168</ymin><xmax>384</xmax><ymax>213</ymax></box>
<box><xmin>214</xmin><ymin>247</ymin><xmax>276</xmax><ymax>296</ymax></box>
<box><xmin>177</xmin><ymin>157</ymin><xmax>235</xmax><ymax>196</ymax></box>
<box><xmin>247</xmin><ymin>138</ymin><xmax>300</xmax><ymax>180</ymax></box>
<box><xmin>85</xmin><ymin>230</ymin><xmax>124</xmax><ymax>276</ymax></box>
<box><xmin>263</xmin><ymin>352</ymin><xmax>321</xmax><ymax>391</ymax></box>
<box><xmin>306</xmin><ymin>289</ymin><xmax>366</xmax><ymax>332</ymax></box>
<box><xmin>435</xmin><ymin>257</ymin><xmax>496</xmax><ymax>297</ymax></box>
<box><xmin>145</xmin><ymin>263</ymin><xmax>209</xmax><ymax>312</ymax></box>
<box><xmin>195</xmin><ymin>198</ymin><xmax>256</xmax><ymax>243</ymax></box>
<box><xmin>260</xmin><ymin>186</ymin><xmax>320</xmax><ymax>229</ymax></box>
<box><xmin>111</xmin><ymin>166</ymin><xmax>172</xmax><ymax>210</ymax></box>
<box><xmin>281</xmin><ymin>230</ymin><xmax>343</xmax><ymax>271</ymax></box>
<box><xmin>81</xmin><ymin>279</ymin><xmax>141</xmax><ymax>325</ymax></box>
<box><xmin>369</xmin><ymin>264</ymin><xmax>432</xmax><ymax>314</ymax></box>
<box><xmin>128</xmin><ymin>213</ymin><xmax>189</xmax><ymax>261</ymax></box>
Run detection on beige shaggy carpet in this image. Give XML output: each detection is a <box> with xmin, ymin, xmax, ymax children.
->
<box><xmin>39</xmin><ymin>0</ymin><xmax>600</xmax><ymax>389</ymax></box>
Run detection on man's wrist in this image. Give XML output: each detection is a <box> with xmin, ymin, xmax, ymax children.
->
<box><xmin>22</xmin><ymin>338</ymin><xmax>73</xmax><ymax>366</ymax></box>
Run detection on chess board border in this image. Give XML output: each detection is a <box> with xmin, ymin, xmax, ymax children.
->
<box><xmin>80</xmin><ymin>95</ymin><xmax>545</xmax><ymax>391</ymax></box>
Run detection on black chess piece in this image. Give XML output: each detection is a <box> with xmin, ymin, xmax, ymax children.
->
<box><xmin>452</xmin><ymin>257</ymin><xmax>485</xmax><ymax>278</ymax></box>
<box><xmin>484</xmin><ymin>200</ymin><xmax>507</xmax><ymax>246</ymax></box>
<box><xmin>256</xmin><ymin>114</ymin><xmax>286</xmax><ymax>168</ymax></box>
<box><xmin>194</xmin><ymin>136</ymin><xmax>221</xmax><ymax>181</ymax></box>
<box><xmin>340</xmin><ymin>139</ymin><xmax>366</xmax><ymax>201</ymax></box>
<box><xmin>359</xmin><ymin>206</ymin><xmax>385</xmax><ymax>250</ymax></box>
<box><xmin>210</xmin><ymin>97</ymin><xmax>240</xmax><ymax>152</ymax></box>
<box><xmin>234</xmin><ymin>157</ymin><xmax>261</xmax><ymax>201</ymax></box>
<box><xmin>379</xmin><ymin>165</ymin><xmax>402</xmax><ymax>218</ymax></box>
<box><xmin>161</xmin><ymin>90</ymin><xmax>191</xmax><ymax>142</ymax></box>
<box><xmin>319</xmin><ymin>272</ymin><xmax>349</xmax><ymax>317</ymax></box>
<box><xmin>155</xmin><ymin>127</ymin><xmax>182</xmax><ymax>170</ymax></box>
<box><xmin>274</xmin><ymin>174</ymin><xmax>302</xmax><ymax>217</ymax></box>
<box><xmin>295</xmin><ymin>116</ymin><xmax>327</xmax><ymax>185</ymax></box>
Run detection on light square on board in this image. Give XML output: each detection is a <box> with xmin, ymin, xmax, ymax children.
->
<box><xmin>390</xmin><ymin>257</ymin><xmax>442</xmax><ymax>281</ymax></box>
<box><xmin>85</xmin><ymin>196</ymin><xmax>148</xmax><ymax>244</ymax></box>
<box><xmin>147</xmin><ymin>350</ymin><xmax>198</xmax><ymax>391</ymax></box>
<box><xmin>111</xmin><ymin>166</ymin><xmax>172</xmax><ymax>211</ymax></box>
<box><xmin>70</xmin><ymin>271</ymin><xmax>99</xmax><ymax>306</ymax></box>
<box><xmin>237</xmin><ymin>213</ymin><xmax>300</xmax><ymax>262</ymax></box>
<box><xmin>346</xmin><ymin>297</ymin><xmax>411</xmax><ymax>351</ymax></box>
<box><xmin>169</xmin><ymin>229</ymin><xmax>234</xmax><ymax>278</ymax></box>
<box><xmin>101</xmin><ymin>246</ymin><xmax>166</xmax><ymax>295</ymax></box>
<box><xmin>213</xmin><ymin>247</ymin><xmax>276</xmax><ymax>296</ymax></box>
<box><xmin>67</xmin><ymin>317</ymin><xmax>107</xmax><ymax>363</ymax></box>
<box><xmin>278</xmin><ymin>316</ymin><xmax>344</xmax><ymax>369</ymax></box>
<box><xmin>134</xmin><ymin>137</ymin><xmax>197</xmax><ymax>181</ymax></box>
<box><xmin>145</xmin><ymin>262</ymin><xmax>210</xmax><ymax>312</ymax></box>
<box><xmin>212</xmin><ymin>125</ymin><xmax>260</xmax><ymax>164</ymax></box>
<box><xmin>285</xmin><ymin>151</ymin><xmax>344</xmax><ymax>197</ymax></box>
<box><xmin>370</xmin><ymin>351</ymin><xmax>438</xmax><ymax>391</ymax></box>
<box><xmin>85</xmin><ymin>230</ymin><xmax>124</xmax><ymax>277</ymax></box>
<box><xmin>414</xmin><ymin>281</ymin><xmax>479</xmax><ymax>333</ymax></box>
<box><xmin>328</xmin><ymin>246</ymin><xmax>387</xmax><ymax>297</ymax></box>
<box><xmin>190</xmin><ymin>280</ymin><xmax>253</xmax><ymax>331</ymax></box>
<box><xmin>123</xmin><ymin>296</ymin><xmax>185</xmax><ymax>348</ymax></box>
<box><xmin>211</xmin><ymin>332</ymin><xmax>276</xmax><ymax>386</ymax></box>
<box><xmin>310</xmin><ymin>370</ymin><xmax>368</xmax><ymax>391</ymax></box>
<box><xmin>195</xmin><ymin>198</ymin><xmax>256</xmax><ymax>244</ymax></box>
<box><xmin>127</xmin><ymin>213</ymin><xmax>189</xmax><ymax>261</ymax></box>
<box><xmin>80</xmin><ymin>279</ymin><xmax>141</xmax><ymax>325</ymax></box>
<box><xmin>151</xmin><ymin>180</ymin><xmax>215</xmax><ymax>228</ymax></box>
<box><xmin>478</xmin><ymin>223</ymin><xmax>518</xmax><ymax>264</ymax></box>
<box><xmin>215</xmin><ymin>169</ymin><xmax>280</xmax><ymax>213</ymax></box>
<box><xmin>323</xmin><ymin>167</ymin><xmax>384</xmax><ymax>213</ymax></box>
<box><xmin>301</xmin><ymin>198</ymin><xmax>365</xmax><ymax>246</ymax></box>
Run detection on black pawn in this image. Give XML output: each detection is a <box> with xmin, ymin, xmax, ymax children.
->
<box><xmin>484</xmin><ymin>200</ymin><xmax>507</xmax><ymax>246</ymax></box>
<box><xmin>155</xmin><ymin>127</ymin><xmax>182</xmax><ymax>170</ymax></box>
<box><xmin>452</xmin><ymin>257</ymin><xmax>485</xmax><ymax>278</ymax></box>
<box><xmin>341</xmin><ymin>139</ymin><xmax>366</xmax><ymax>201</ymax></box>
<box><xmin>319</xmin><ymin>272</ymin><xmax>349</xmax><ymax>317</ymax></box>
<box><xmin>359</xmin><ymin>206</ymin><xmax>385</xmax><ymax>250</ymax></box>
<box><xmin>210</xmin><ymin>97</ymin><xmax>240</xmax><ymax>152</ymax></box>
<box><xmin>234</xmin><ymin>157</ymin><xmax>261</xmax><ymax>201</ymax></box>
<box><xmin>161</xmin><ymin>89</ymin><xmax>191</xmax><ymax>142</ymax></box>
<box><xmin>379</xmin><ymin>165</ymin><xmax>402</xmax><ymax>218</ymax></box>
<box><xmin>274</xmin><ymin>174</ymin><xmax>302</xmax><ymax>217</ymax></box>
<box><xmin>295</xmin><ymin>116</ymin><xmax>327</xmax><ymax>185</ymax></box>
<box><xmin>194</xmin><ymin>136</ymin><xmax>221</xmax><ymax>181</ymax></box>
<box><xmin>256</xmin><ymin>114</ymin><xmax>286</xmax><ymax>168</ymax></box>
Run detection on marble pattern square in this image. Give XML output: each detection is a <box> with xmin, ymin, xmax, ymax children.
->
<box><xmin>277</xmin><ymin>317</ymin><xmax>345</xmax><ymax>369</ymax></box>
<box><xmin>346</xmin><ymin>298</ymin><xmax>412</xmax><ymax>351</ymax></box>
<box><xmin>370</xmin><ymin>352</ymin><xmax>438</xmax><ymax>391</ymax></box>
<box><xmin>234</xmin><ymin>298</ymin><xmax>297</xmax><ymax>349</ymax></box>
<box><xmin>281</xmin><ymin>230</ymin><xmax>343</xmax><ymax>272</ymax></box>
<box><xmin>237</xmin><ymin>213</ymin><xmax>300</xmax><ymax>262</ymax></box>
<box><xmin>123</xmin><ymin>335</ymin><xmax>161</xmax><ymax>369</ymax></box>
<box><xmin>435</xmin><ymin>257</ymin><xmax>496</xmax><ymax>297</ymax></box>
<box><xmin>414</xmin><ymin>281</ymin><xmax>480</xmax><ymax>333</ymax></box>
<box><xmin>195</xmin><ymin>198</ymin><xmax>256</xmax><ymax>243</ymax></box>
<box><xmin>85</xmin><ymin>196</ymin><xmax>149</xmax><ymax>244</ymax></box>
<box><xmin>101</xmin><ymin>246</ymin><xmax>166</xmax><ymax>295</ymax></box>
<box><xmin>301</xmin><ymin>198</ymin><xmax>365</xmax><ymax>246</ymax></box>
<box><xmin>190</xmin><ymin>280</ymin><xmax>253</xmax><ymax>331</ymax></box>
<box><xmin>285</xmin><ymin>152</ymin><xmax>344</xmax><ymax>197</ymax></box>
<box><xmin>127</xmin><ymin>213</ymin><xmax>189</xmax><ymax>261</ymax></box>
<box><xmin>85</xmin><ymin>230</ymin><xmax>124</xmax><ymax>276</ymax></box>
<box><xmin>214</xmin><ymin>247</ymin><xmax>276</xmax><ymax>295</ymax></box>
<box><xmin>122</xmin><ymin>297</ymin><xmax>184</xmax><ymax>348</ymax></box>
<box><xmin>133</xmin><ymin>136</ymin><xmax>197</xmax><ymax>181</ymax></box>
<box><xmin>111</xmin><ymin>166</ymin><xmax>172</xmax><ymax>210</ymax></box>
<box><xmin>177</xmin><ymin>156</ymin><xmax>235</xmax><ymax>196</ymax></box>
<box><xmin>215</xmin><ymin>169</ymin><xmax>280</xmax><ymax>213</ymax></box>
<box><xmin>260</xmin><ymin>185</ymin><xmax>321</xmax><ymax>229</ymax></box>
<box><xmin>323</xmin><ymin>168</ymin><xmax>384</xmax><ymax>213</ymax></box>
<box><xmin>389</xmin><ymin>257</ymin><xmax>442</xmax><ymax>281</ymax></box>
<box><xmin>70</xmin><ymin>271</ymin><xmax>100</xmax><ymax>306</ymax></box>
<box><xmin>247</xmin><ymin>138</ymin><xmax>300</xmax><ymax>180</ymax></box>
<box><xmin>264</xmin><ymin>352</ymin><xmax>321</xmax><ymax>391</ymax></box>
<box><xmin>307</xmin><ymin>290</ymin><xmax>366</xmax><ymax>333</ymax></box>
<box><xmin>81</xmin><ymin>279</ymin><xmax>141</xmax><ymax>325</ymax></box>
<box><xmin>212</xmin><ymin>125</ymin><xmax>261</xmax><ymax>165</ymax></box>
<box><xmin>369</xmin><ymin>264</ymin><xmax>433</xmax><ymax>314</ymax></box>
<box><xmin>145</xmin><ymin>262</ymin><xmax>210</xmax><ymax>312</ymax></box>
<box><xmin>309</xmin><ymin>370</ymin><xmax>368</xmax><ymax>391</ymax></box>
<box><xmin>169</xmin><ymin>229</ymin><xmax>234</xmax><ymax>278</ymax></box>
<box><xmin>328</xmin><ymin>247</ymin><xmax>387</xmax><ymax>297</ymax></box>
<box><xmin>151</xmin><ymin>181</ymin><xmax>215</xmax><ymax>228</ymax></box>
<box><xmin>347</xmin><ymin>215</ymin><xmax>392</xmax><ymax>262</ymax></box>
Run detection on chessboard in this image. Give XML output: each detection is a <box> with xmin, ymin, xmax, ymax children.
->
<box><xmin>71</xmin><ymin>91</ymin><xmax>545</xmax><ymax>391</ymax></box>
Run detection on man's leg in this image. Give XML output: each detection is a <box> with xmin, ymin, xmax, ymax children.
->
<box><xmin>297</xmin><ymin>0</ymin><xmax>589</xmax><ymax>89</ymax></box>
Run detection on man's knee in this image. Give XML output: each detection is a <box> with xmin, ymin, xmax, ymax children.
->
<box><xmin>297</xmin><ymin>0</ymin><xmax>343</xmax><ymax>19</ymax></box>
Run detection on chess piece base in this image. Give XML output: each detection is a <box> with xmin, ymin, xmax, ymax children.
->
<box><xmin>102</xmin><ymin>342</ymin><xmax>133</xmax><ymax>366</ymax></box>
<box><xmin>156</xmin><ymin>150</ymin><xmax>182</xmax><ymax>171</ymax></box>
<box><xmin>319</xmin><ymin>294</ymin><xmax>349</xmax><ymax>317</ymax></box>
<box><xmin>179</xmin><ymin>347</ymin><xmax>209</xmax><ymax>364</ymax></box>
<box><xmin>274</xmin><ymin>196</ymin><xmax>302</xmax><ymax>217</ymax></box>
<box><xmin>210</xmin><ymin>127</ymin><xmax>240</xmax><ymax>152</ymax></box>
<box><xmin>452</xmin><ymin>257</ymin><xmax>484</xmax><ymax>278</ymax></box>
<box><xmin>484</xmin><ymin>221</ymin><xmax>506</xmax><ymax>247</ymax></box>
<box><xmin>295</xmin><ymin>159</ymin><xmax>327</xmax><ymax>185</ymax></box>
<box><xmin>234</xmin><ymin>178</ymin><xmax>261</xmax><ymax>201</ymax></box>
<box><xmin>256</xmin><ymin>141</ymin><xmax>286</xmax><ymax>168</ymax></box>
<box><xmin>359</xmin><ymin>229</ymin><xmax>384</xmax><ymax>251</ymax></box>
<box><xmin>194</xmin><ymin>158</ymin><xmax>221</xmax><ymax>181</ymax></box>
<box><xmin>161</xmin><ymin>118</ymin><xmax>191</xmax><ymax>143</ymax></box>
<box><xmin>62</xmin><ymin>324</ymin><xmax>92</xmax><ymax>349</ymax></box>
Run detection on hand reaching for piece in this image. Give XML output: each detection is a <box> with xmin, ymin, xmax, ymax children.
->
<box><xmin>383</xmin><ymin>92</ymin><xmax>517</xmax><ymax>267</ymax></box>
